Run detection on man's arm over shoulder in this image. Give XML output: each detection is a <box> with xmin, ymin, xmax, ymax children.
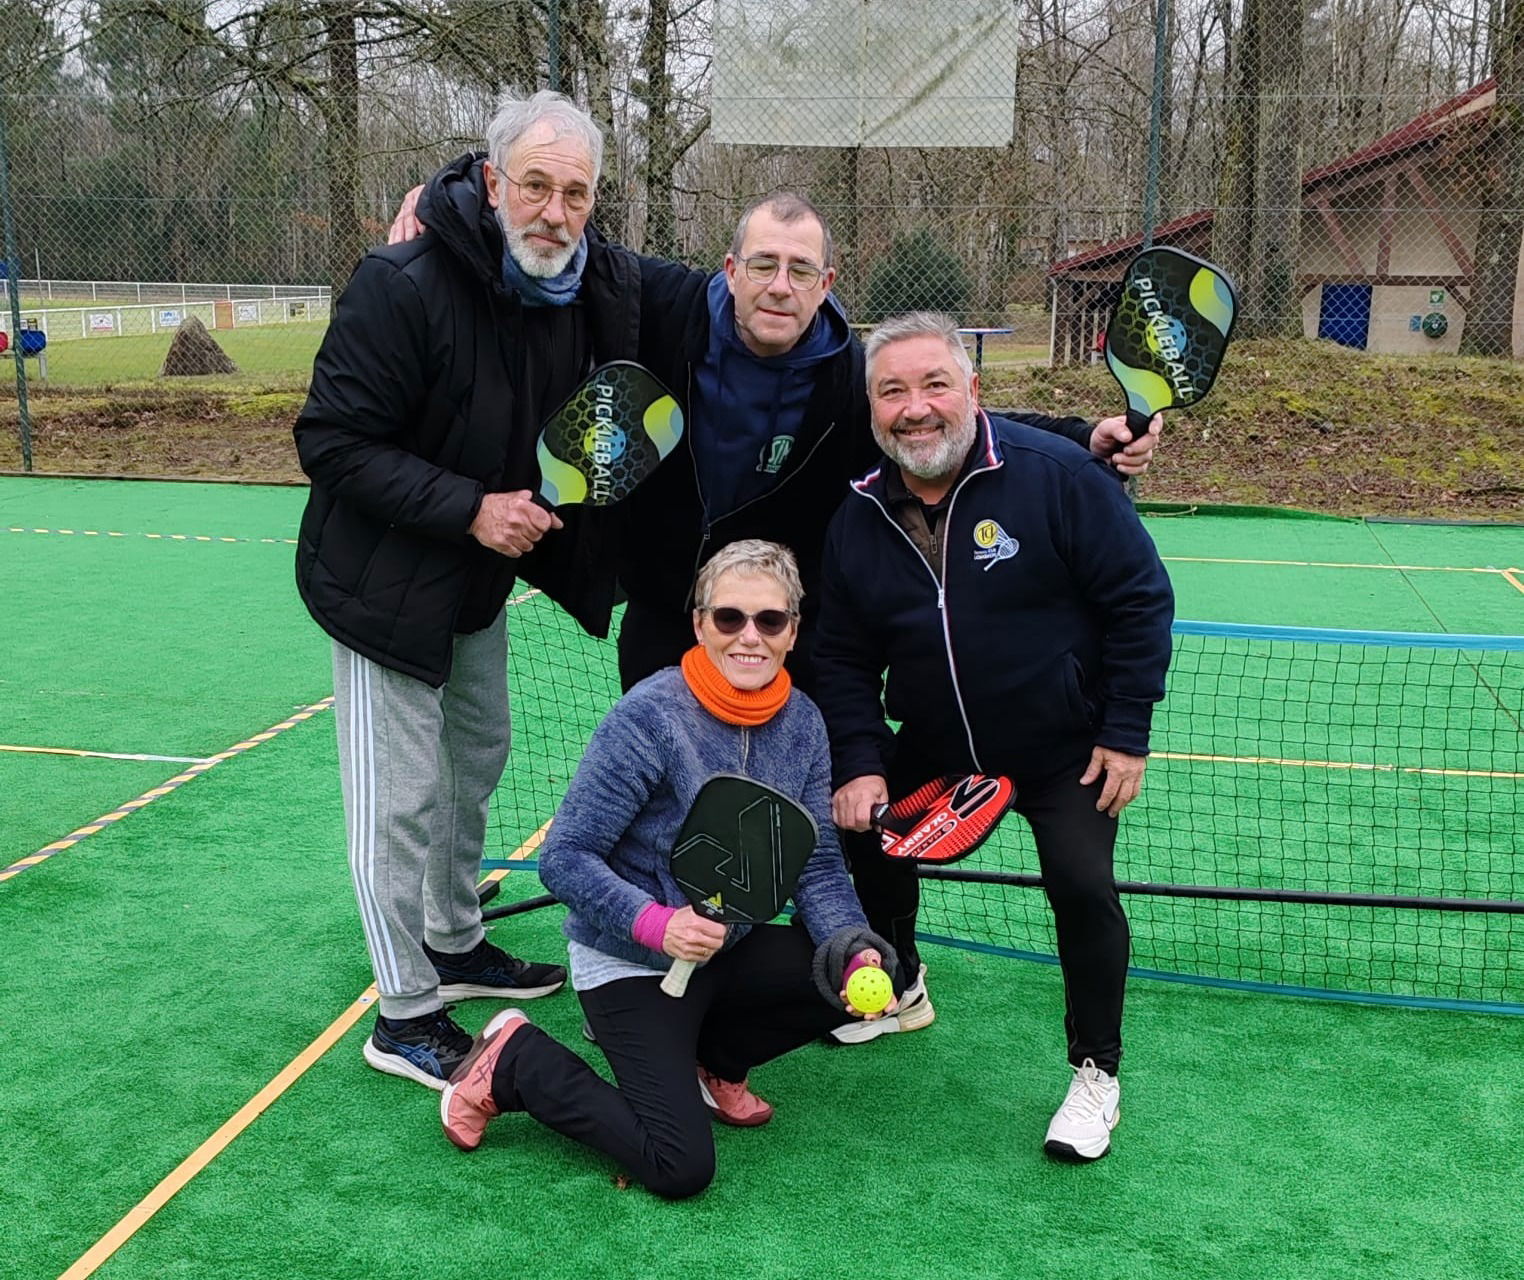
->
<box><xmin>812</xmin><ymin>508</ymin><xmax>896</xmax><ymax>786</ymax></box>
<box><xmin>636</xmin><ymin>252</ymin><xmax>710</xmax><ymax>332</ymax></box>
<box><xmin>1059</xmin><ymin>459</ymin><xmax>1176</xmax><ymax>755</ymax></box>
<box><xmin>294</xmin><ymin>253</ymin><xmax>483</xmax><ymax>541</ymax></box>
<box><xmin>996</xmin><ymin>407</ymin><xmax>1095</xmax><ymax>451</ymax></box>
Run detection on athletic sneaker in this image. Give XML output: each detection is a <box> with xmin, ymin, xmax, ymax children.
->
<box><xmin>441</xmin><ymin>1008</ymin><xmax>528</xmax><ymax>1151</ymax></box>
<box><xmin>363</xmin><ymin>1008</ymin><xmax>474</xmax><ymax>1090</ymax></box>
<box><xmin>1043</xmin><ymin>1059</ymin><xmax>1121</xmax><ymax>1161</ymax></box>
<box><xmin>424</xmin><ymin>937</ymin><xmax>566</xmax><ymax>1001</ymax></box>
<box><xmin>697</xmin><ymin>1067</ymin><xmax>774</xmax><ymax>1127</ymax></box>
<box><xmin>827</xmin><ymin>963</ymin><xmax>935</xmax><ymax>1045</ymax></box>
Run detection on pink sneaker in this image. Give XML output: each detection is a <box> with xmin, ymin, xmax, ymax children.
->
<box><xmin>697</xmin><ymin>1066</ymin><xmax>774</xmax><ymax>1127</ymax></box>
<box><xmin>440</xmin><ymin>1008</ymin><xmax>527</xmax><ymax>1151</ymax></box>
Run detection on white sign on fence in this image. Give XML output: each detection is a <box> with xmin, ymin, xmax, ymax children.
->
<box><xmin>236</xmin><ymin>303</ymin><xmax>259</xmax><ymax>323</ymax></box>
<box><xmin>713</xmin><ymin>0</ymin><xmax>1017</xmax><ymax>147</ymax></box>
<box><xmin>159</xmin><ymin>309</ymin><xmax>181</xmax><ymax>326</ymax></box>
<box><xmin>89</xmin><ymin>313</ymin><xmax>116</xmax><ymax>331</ymax></box>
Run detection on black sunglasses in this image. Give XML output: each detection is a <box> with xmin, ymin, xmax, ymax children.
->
<box><xmin>703</xmin><ymin>606</ymin><xmax>797</xmax><ymax>637</ymax></box>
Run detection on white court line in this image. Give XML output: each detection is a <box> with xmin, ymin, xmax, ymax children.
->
<box><xmin>0</xmin><ymin>744</ymin><xmax>214</xmax><ymax>764</ymax></box>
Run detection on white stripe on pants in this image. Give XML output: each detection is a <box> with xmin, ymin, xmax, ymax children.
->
<box><xmin>331</xmin><ymin>610</ymin><xmax>511</xmax><ymax>1019</ymax></box>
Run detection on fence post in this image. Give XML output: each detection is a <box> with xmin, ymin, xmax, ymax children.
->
<box><xmin>0</xmin><ymin>102</ymin><xmax>33</xmax><ymax>470</ymax></box>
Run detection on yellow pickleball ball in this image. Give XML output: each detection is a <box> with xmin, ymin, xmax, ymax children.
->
<box><xmin>845</xmin><ymin>964</ymin><xmax>893</xmax><ymax>1015</ymax></box>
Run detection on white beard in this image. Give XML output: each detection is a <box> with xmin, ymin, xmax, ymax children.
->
<box><xmin>503</xmin><ymin>217</ymin><xmax>579</xmax><ymax>278</ymax></box>
<box><xmin>880</xmin><ymin>410</ymin><xmax>979</xmax><ymax>481</ymax></box>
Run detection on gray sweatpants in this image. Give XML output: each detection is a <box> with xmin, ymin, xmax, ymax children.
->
<box><xmin>331</xmin><ymin>610</ymin><xmax>509</xmax><ymax>1019</ymax></box>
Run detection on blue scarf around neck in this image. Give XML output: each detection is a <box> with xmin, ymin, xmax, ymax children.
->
<box><xmin>501</xmin><ymin>234</ymin><xmax>588</xmax><ymax>307</ymax></box>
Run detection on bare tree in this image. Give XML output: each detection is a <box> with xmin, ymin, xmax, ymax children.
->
<box><xmin>1460</xmin><ymin>0</ymin><xmax>1524</xmax><ymax>354</ymax></box>
<box><xmin>1213</xmin><ymin>0</ymin><xmax>1307</xmax><ymax>336</ymax></box>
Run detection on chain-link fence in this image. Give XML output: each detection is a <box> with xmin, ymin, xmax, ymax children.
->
<box><xmin>1</xmin><ymin>0</ymin><xmax>1519</xmax><ymax>427</ymax></box>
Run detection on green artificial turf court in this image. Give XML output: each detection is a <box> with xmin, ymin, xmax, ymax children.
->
<box><xmin>2</xmin><ymin>476</ymin><xmax>1522</xmax><ymax>1279</ymax></box>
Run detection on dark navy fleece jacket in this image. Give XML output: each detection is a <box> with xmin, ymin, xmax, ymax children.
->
<box><xmin>813</xmin><ymin>412</ymin><xmax>1175</xmax><ymax>785</ymax></box>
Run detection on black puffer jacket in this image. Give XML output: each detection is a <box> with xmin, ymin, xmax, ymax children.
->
<box><xmin>294</xmin><ymin>156</ymin><xmax>641</xmax><ymax>686</ymax></box>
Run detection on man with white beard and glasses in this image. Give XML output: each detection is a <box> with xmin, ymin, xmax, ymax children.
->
<box><xmin>294</xmin><ymin>91</ymin><xmax>645</xmax><ymax>1090</ymax></box>
<box><xmin>813</xmin><ymin>312</ymin><xmax>1174</xmax><ymax>1163</ymax></box>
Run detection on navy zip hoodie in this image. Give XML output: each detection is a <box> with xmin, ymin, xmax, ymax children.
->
<box><xmin>813</xmin><ymin>412</ymin><xmax>1175</xmax><ymax>785</ymax></box>
<box><xmin>690</xmin><ymin>272</ymin><xmax>852</xmax><ymax>518</ymax></box>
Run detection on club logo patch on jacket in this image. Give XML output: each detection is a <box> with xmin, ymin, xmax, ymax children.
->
<box><xmin>758</xmin><ymin>435</ymin><xmax>795</xmax><ymax>474</ymax></box>
<box><xmin>972</xmin><ymin>518</ymin><xmax>1019</xmax><ymax>571</ymax></box>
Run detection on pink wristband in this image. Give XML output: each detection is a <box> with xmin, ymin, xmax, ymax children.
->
<box><xmin>842</xmin><ymin>953</ymin><xmax>873</xmax><ymax>985</ymax></box>
<box><xmin>632</xmin><ymin>902</ymin><xmax>678</xmax><ymax>953</ymax></box>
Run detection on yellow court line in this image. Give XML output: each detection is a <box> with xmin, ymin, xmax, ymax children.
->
<box><xmin>60</xmin><ymin>823</ymin><xmax>553</xmax><ymax>1280</ymax></box>
<box><xmin>1159</xmin><ymin>555</ymin><xmax>1512</xmax><ymax>575</ymax></box>
<box><xmin>1504</xmin><ymin>569</ymin><xmax>1524</xmax><ymax>596</ymax></box>
<box><xmin>1155</xmin><ymin>750</ymin><xmax>1524</xmax><ymax>781</ymax></box>
<box><xmin>0</xmin><ymin>699</ymin><xmax>334</xmax><ymax>886</ymax></box>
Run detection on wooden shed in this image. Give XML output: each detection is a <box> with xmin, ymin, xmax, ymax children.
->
<box><xmin>1049</xmin><ymin>80</ymin><xmax>1520</xmax><ymax>363</ymax></box>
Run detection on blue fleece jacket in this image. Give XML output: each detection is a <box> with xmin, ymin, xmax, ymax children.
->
<box><xmin>537</xmin><ymin>667</ymin><xmax>869</xmax><ymax>970</ymax></box>
<box><xmin>689</xmin><ymin>272</ymin><xmax>852</xmax><ymax>519</ymax></box>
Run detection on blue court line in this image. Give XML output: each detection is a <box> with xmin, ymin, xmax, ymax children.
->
<box><xmin>1174</xmin><ymin>618</ymin><xmax>1524</xmax><ymax>650</ymax></box>
<box><xmin>914</xmin><ymin>930</ymin><xmax>1524</xmax><ymax>1017</ymax></box>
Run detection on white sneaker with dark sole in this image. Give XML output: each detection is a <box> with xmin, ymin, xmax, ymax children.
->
<box><xmin>1043</xmin><ymin>1059</ymin><xmax>1120</xmax><ymax>1161</ymax></box>
<box><xmin>828</xmin><ymin>963</ymin><xmax>935</xmax><ymax>1045</ymax></box>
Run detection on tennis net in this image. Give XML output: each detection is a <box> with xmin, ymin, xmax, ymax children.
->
<box><xmin>487</xmin><ymin>599</ymin><xmax>1524</xmax><ymax>1011</ymax></box>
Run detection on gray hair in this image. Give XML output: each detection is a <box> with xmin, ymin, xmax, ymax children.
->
<box><xmin>730</xmin><ymin>191</ymin><xmax>835</xmax><ymax>268</ymax></box>
<box><xmin>864</xmin><ymin>311</ymin><xmax>974</xmax><ymax>387</ymax></box>
<box><xmin>693</xmin><ymin>539</ymin><xmax>804</xmax><ymax>615</ymax></box>
<box><xmin>485</xmin><ymin>90</ymin><xmax>604</xmax><ymax>186</ymax></box>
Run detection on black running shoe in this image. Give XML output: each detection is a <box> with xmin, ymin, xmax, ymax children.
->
<box><xmin>363</xmin><ymin>1008</ymin><xmax>474</xmax><ymax>1090</ymax></box>
<box><xmin>424</xmin><ymin>938</ymin><xmax>567</xmax><ymax>1001</ymax></box>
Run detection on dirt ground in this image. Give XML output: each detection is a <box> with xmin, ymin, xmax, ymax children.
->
<box><xmin>3</xmin><ymin>338</ymin><xmax>1522</xmax><ymax>520</ymax></box>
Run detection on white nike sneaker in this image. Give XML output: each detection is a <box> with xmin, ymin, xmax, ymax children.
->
<box><xmin>828</xmin><ymin>963</ymin><xmax>935</xmax><ymax>1045</ymax></box>
<box><xmin>1043</xmin><ymin>1059</ymin><xmax>1120</xmax><ymax>1161</ymax></box>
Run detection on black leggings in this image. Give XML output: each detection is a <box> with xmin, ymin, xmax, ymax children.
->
<box><xmin>848</xmin><ymin>760</ymin><xmax>1130</xmax><ymax>1073</ymax></box>
<box><xmin>488</xmin><ymin>923</ymin><xmax>842</xmax><ymax>1199</ymax></box>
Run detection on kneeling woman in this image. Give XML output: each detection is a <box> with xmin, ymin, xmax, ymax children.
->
<box><xmin>439</xmin><ymin>539</ymin><xmax>898</xmax><ymax>1198</ymax></box>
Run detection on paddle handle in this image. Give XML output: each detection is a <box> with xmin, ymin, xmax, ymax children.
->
<box><xmin>661</xmin><ymin>958</ymin><xmax>697</xmax><ymax>998</ymax></box>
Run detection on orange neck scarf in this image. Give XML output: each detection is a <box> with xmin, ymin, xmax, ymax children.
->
<box><xmin>681</xmin><ymin>645</ymin><xmax>792</xmax><ymax>726</ymax></box>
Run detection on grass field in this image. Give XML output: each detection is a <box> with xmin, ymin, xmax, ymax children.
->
<box><xmin>5</xmin><ymin>323</ymin><xmax>323</xmax><ymax>387</ymax></box>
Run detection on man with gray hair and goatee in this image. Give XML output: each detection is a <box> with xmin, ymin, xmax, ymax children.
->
<box><xmin>814</xmin><ymin>311</ymin><xmax>1174</xmax><ymax>1164</ymax></box>
<box><xmin>294</xmin><ymin>91</ymin><xmax>642</xmax><ymax>1089</ymax></box>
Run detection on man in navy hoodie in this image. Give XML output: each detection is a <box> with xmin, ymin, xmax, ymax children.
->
<box><xmin>814</xmin><ymin>311</ymin><xmax>1175</xmax><ymax>1164</ymax></box>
